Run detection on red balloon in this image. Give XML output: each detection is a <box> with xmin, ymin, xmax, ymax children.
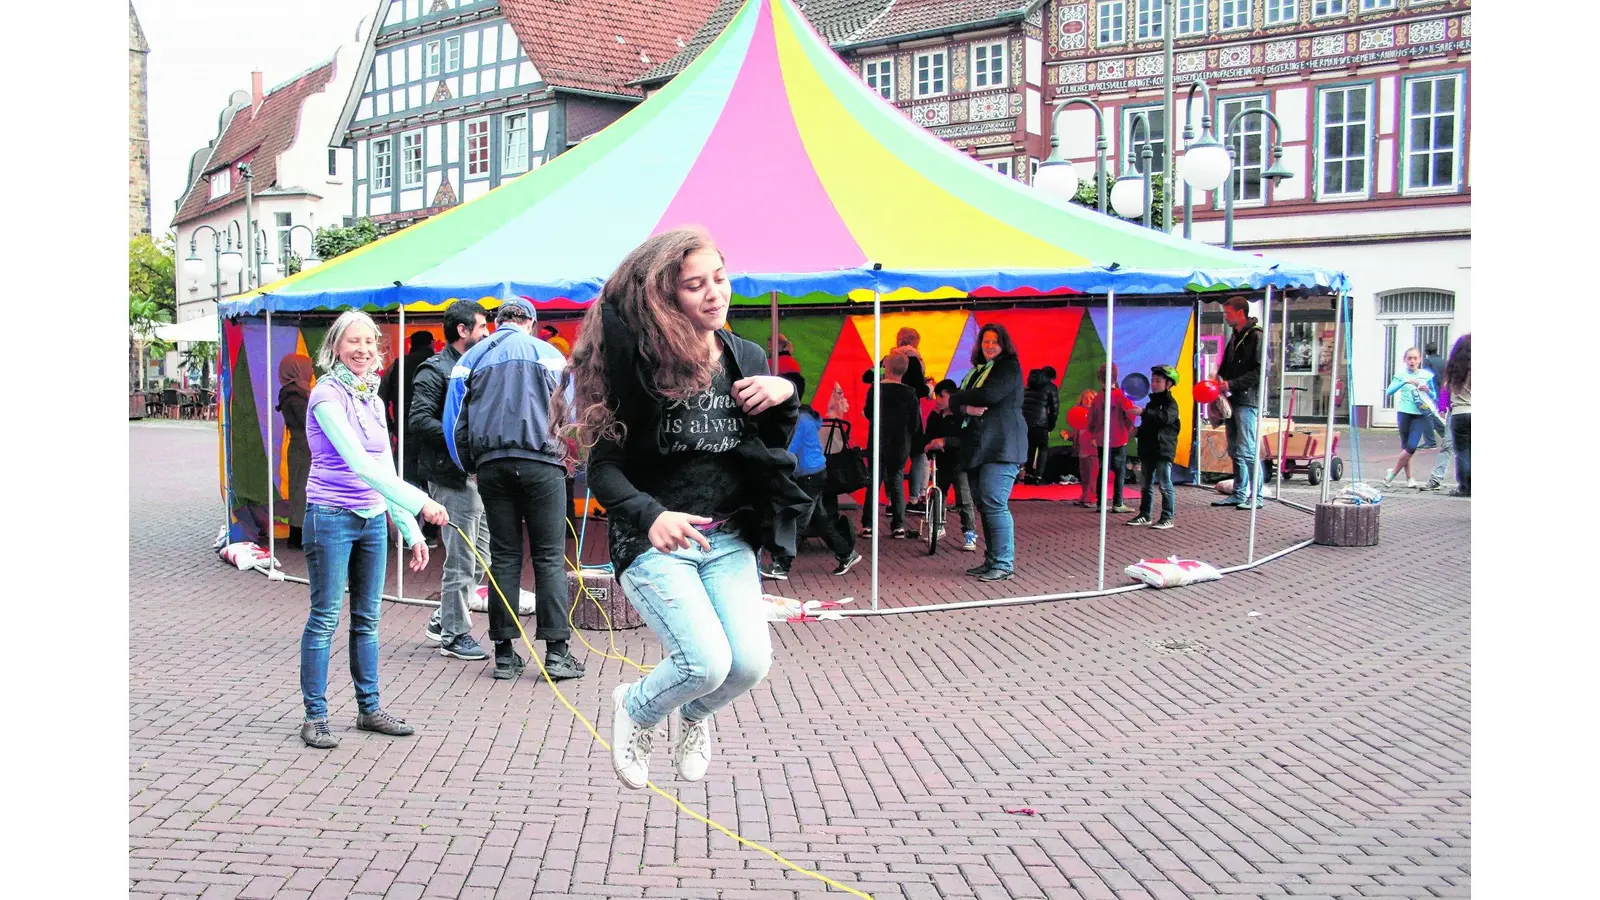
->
<box><xmin>1066</xmin><ymin>406</ymin><xmax>1089</xmax><ymax>431</ymax></box>
<box><xmin>1194</xmin><ymin>379</ymin><xmax>1220</xmax><ymax>404</ymax></box>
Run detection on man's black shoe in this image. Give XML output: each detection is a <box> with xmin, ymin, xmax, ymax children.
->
<box><xmin>544</xmin><ymin>651</ymin><xmax>586</xmax><ymax>681</ymax></box>
<box><xmin>493</xmin><ymin>643</ymin><xmax>526</xmax><ymax>680</ymax></box>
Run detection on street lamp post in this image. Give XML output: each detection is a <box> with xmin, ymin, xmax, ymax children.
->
<box><xmin>1034</xmin><ymin>98</ymin><xmax>1110</xmax><ymax>213</ymax></box>
<box><xmin>1219</xmin><ymin>108</ymin><xmax>1294</xmax><ymax>250</ymax></box>
<box><xmin>1177</xmin><ymin>80</ymin><xmax>1221</xmax><ymax>239</ymax></box>
<box><xmin>1110</xmin><ymin>112</ymin><xmax>1156</xmax><ymax>229</ymax></box>
<box><xmin>183</xmin><ymin>225</ymin><xmax>225</xmax><ymax>309</ymax></box>
<box><xmin>282</xmin><ymin>223</ymin><xmax>324</xmax><ymax>275</ymax></box>
<box><xmin>239</xmin><ymin>162</ymin><xmax>258</xmax><ymax>289</ymax></box>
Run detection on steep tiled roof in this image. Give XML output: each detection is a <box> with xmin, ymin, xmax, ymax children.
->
<box><xmin>635</xmin><ymin>0</ymin><xmax>891</xmax><ymax>85</ymax></box>
<box><xmin>500</xmin><ymin>0</ymin><xmax>719</xmax><ymax>98</ymax></box>
<box><xmin>843</xmin><ymin>0</ymin><xmax>1034</xmax><ymax>45</ymax></box>
<box><xmin>172</xmin><ymin>62</ymin><xmax>337</xmax><ymax>228</ymax></box>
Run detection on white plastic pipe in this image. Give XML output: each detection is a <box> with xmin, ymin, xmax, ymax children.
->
<box><xmin>396</xmin><ymin>301</ymin><xmax>406</xmax><ymax>602</ymax></box>
<box><xmin>1275</xmin><ymin>288</ymin><xmax>1289</xmax><ymax>500</ymax></box>
<box><xmin>1096</xmin><ymin>290</ymin><xmax>1115</xmax><ymax>592</ymax></box>
<box><xmin>265</xmin><ymin>304</ymin><xmax>276</xmax><ymax>571</ymax></box>
<box><xmin>1246</xmin><ymin>286</ymin><xmax>1273</xmax><ymax>563</ymax></box>
<box><xmin>1321</xmin><ymin>292</ymin><xmax>1345</xmax><ymax>504</ymax></box>
<box><xmin>870</xmin><ymin>290</ymin><xmax>882</xmax><ymax>612</ymax></box>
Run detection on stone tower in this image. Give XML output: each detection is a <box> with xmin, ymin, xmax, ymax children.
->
<box><xmin>129</xmin><ymin>3</ymin><xmax>151</xmax><ymax>240</ymax></box>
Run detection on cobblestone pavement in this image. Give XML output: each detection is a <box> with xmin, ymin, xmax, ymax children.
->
<box><xmin>131</xmin><ymin>420</ymin><xmax>1469</xmax><ymax>900</ymax></box>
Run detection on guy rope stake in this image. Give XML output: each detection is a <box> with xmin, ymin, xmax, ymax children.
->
<box><xmin>453</xmin><ymin>524</ymin><xmax>874</xmax><ymax>900</ymax></box>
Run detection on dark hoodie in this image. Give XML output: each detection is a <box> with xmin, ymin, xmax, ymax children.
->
<box><xmin>1135</xmin><ymin>388</ymin><xmax>1181</xmax><ymax>462</ymax></box>
<box><xmin>1021</xmin><ymin>368</ymin><xmax>1060</xmax><ymax>429</ymax></box>
<box><xmin>1217</xmin><ymin>317</ymin><xmax>1265</xmax><ymax>409</ymax></box>
<box><xmin>585</xmin><ymin>303</ymin><xmax>811</xmax><ymax>578</ymax></box>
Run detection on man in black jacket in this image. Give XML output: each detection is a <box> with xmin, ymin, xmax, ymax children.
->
<box><xmin>382</xmin><ymin>331</ymin><xmax>439</xmax><ymax>483</ymax></box>
<box><xmin>408</xmin><ymin>300</ymin><xmax>491</xmax><ymax>661</ymax></box>
<box><xmin>1213</xmin><ymin>296</ymin><xmax>1266</xmax><ymax>509</ymax></box>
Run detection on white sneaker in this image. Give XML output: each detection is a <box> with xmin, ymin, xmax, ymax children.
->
<box><xmin>1406</xmin><ymin>479</ymin><xmax>1418</xmax><ymax>489</ymax></box>
<box><xmin>674</xmin><ymin>715</ymin><xmax>713</xmax><ymax>782</ymax></box>
<box><xmin>1383</xmin><ymin>468</ymin><xmax>1396</xmax><ymax>486</ymax></box>
<box><xmin>610</xmin><ymin>683</ymin><xmax>652</xmax><ymax>790</ymax></box>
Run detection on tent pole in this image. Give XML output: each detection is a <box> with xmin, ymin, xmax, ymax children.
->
<box><xmin>1192</xmin><ymin>292</ymin><xmax>1202</xmax><ymax>481</ymax></box>
<box><xmin>217</xmin><ymin>310</ymin><xmax>228</xmax><ymax>537</ymax></box>
<box><xmin>870</xmin><ymin>290</ymin><xmax>881</xmax><ymax>612</ymax></box>
<box><xmin>1321</xmin><ymin>291</ymin><xmax>1345</xmax><ymax>505</ymax></box>
<box><xmin>265</xmin><ymin>304</ymin><xmax>276</xmax><ymax>569</ymax></box>
<box><xmin>1247</xmin><ymin>286</ymin><xmax>1273</xmax><ymax>563</ymax></box>
<box><xmin>1097</xmin><ymin>290</ymin><xmax>1115</xmax><ymax>593</ymax></box>
<box><xmin>396</xmin><ymin>302</ymin><xmax>406</xmax><ymax>603</ymax></box>
<box><xmin>1275</xmin><ymin>288</ymin><xmax>1289</xmax><ymax>501</ymax></box>
<box><xmin>769</xmin><ymin>291</ymin><xmax>780</xmax><ymax>375</ymax></box>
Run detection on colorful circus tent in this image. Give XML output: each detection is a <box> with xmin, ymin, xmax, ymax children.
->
<box><xmin>215</xmin><ymin>0</ymin><xmax>1346</xmax><ymax>554</ymax></box>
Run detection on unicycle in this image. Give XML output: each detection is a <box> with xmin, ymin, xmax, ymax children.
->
<box><xmin>922</xmin><ymin>454</ymin><xmax>945</xmax><ymax>555</ymax></box>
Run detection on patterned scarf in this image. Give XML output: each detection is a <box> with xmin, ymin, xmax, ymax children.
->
<box><xmin>329</xmin><ymin>361</ymin><xmax>382</xmax><ymax>403</ymax></box>
<box><xmin>963</xmin><ymin>360</ymin><xmax>995</xmax><ymax>391</ymax></box>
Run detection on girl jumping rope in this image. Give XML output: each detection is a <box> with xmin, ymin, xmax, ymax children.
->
<box><xmin>554</xmin><ymin>227</ymin><xmax>809</xmax><ymax>789</ymax></box>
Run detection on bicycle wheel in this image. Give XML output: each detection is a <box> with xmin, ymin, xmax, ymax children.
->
<box><xmin>925</xmin><ymin>488</ymin><xmax>945</xmax><ymax>555</ymax></box>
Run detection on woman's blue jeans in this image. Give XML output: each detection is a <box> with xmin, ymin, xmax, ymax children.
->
<box><xmin>619</xmin><ymin>528</ymin><xmax>773</xmax><ymax>728</ymax></box>
<box><xmin>975</xmin><ymin>462</ymin><xmax>1022</xmax><ymax>572</ymax></box>
<box><xmin>300</xmin><ymin>503</ymin><xmax>388</xmax><ymax>721</ymax></box>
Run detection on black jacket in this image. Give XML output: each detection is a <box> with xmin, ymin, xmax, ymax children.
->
<box><xmin>1021</xmin><ymin>369</ymin><xmax>1060</xmax><ymax>429</ymax></box>
<box><xmin>1217</xmin><ymin>318</ymin><xmax>1265</xmax><ymax>409</ymax></box>
<box><xmin>1135</xmin><ymin>389</ymin><xmax>1181</xmax><ymax>462</ymax></box>
<box><xmin>863</xmin><ymin>381</ymin><xmax>923</xmax><ymax>461</ymax></box>
<box><xmin>586</xmin><ymin>303</ymin><xmax>810</xmax><ymax>578</ymax></box>
<box><xmin>406</xmin><ymin>344</ymin><xmax>467</xmax><ymax>490</ymax></box>
<box><xmin>920</xmin><ymin>408</ymin><xmax>965</xmax><ymax>470</ymax></box>
<box><xmin>949</xmin><ymin>355</ymin><xmax>1027</xmax><ymax>470</ymax></box>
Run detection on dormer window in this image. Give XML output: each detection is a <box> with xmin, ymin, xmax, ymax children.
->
<box><xmin>209</xmin><ymin>168</ymin><xmax>231</xmax><ymax>199</ymax></box>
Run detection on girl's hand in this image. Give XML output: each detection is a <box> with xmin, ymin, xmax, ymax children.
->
<box><xmin>420</xmin><ymin>499</ymin><xmax>449</xmax><ymax>526</ymax></box>
<box><xmin>408</xmin><ymin>540</ymin><xmax>430</xmax><ymax>572</ymax></box>
<box><xmin>925</xmin><ymin>438</ymin><xmax>946</xmax><ymax>451</ymax></box>
<box><xmin>649</xmin><ymin>511</ymin><xmax>714</xmax><ymax>553</ymax></box>
<box><xmin>732</xmin><ymin>375</ymin><xmax>794</xmax><ymax>416</ymax></box>
<box><xmin>966</xmin><ymin>405</ymin><xmax>988</xmax><ymax>416</ymax></box>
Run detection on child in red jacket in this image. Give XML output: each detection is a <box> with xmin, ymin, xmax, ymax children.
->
<box><xmin>1088</xmin><ymin>364</ymin><xmax>1139</xmax><ymax>513</ymax></box>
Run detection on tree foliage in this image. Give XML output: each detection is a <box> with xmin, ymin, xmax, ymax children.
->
<box><xmin>312</xmin><ymin>218</ymin><xmax>379</xmax><ymax>262</ymax></box>
<box><xmin>130</xmin><ymin>233</ymin><xmax>178</xmax><ymax>316</ymax></box>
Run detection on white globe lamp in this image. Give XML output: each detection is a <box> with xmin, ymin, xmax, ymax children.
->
<box><xmin>1179</xmin><ymin>138</ymin><xmax>1231</xmax><ymax>192</ymax></box>
<box><xmin>1109</xmin><ymin>172</ymin><xmax>1147</xmax><ymax>220</ymax></box>
<box><xmin>1033</xmin><ymin>158</ymin><xmax>1081</xmax><ymax>202</ymax></box>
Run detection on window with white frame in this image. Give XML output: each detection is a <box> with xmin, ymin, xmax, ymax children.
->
<box><xmin>502</xmin><ymin>112</ymin><xmax>529</xmax><ymax>174</ymax></box>
<box><xmin>208</xmin><ymin>168</ymin><xmax>231</xmax><ymax>199</ymax></box>
<box><xmin>1317</xmin><ymin>85</ymin><xmax>1370</xmax><ymax>199</ymax></box>
<box><xmin>1135</xmin><ymin>0</ymin><xmax>1164</xmax><ymax>40</ymax></box>
<box><xmin>1097</xmin><ymin>0</ymin><xmax>1126</xmax><ymax>45</ymax></box>
<box><xmin>980</xmin><ymin>158</ymin><xmax>1013</xmax><ymax>178</ymax></box>
<box><xmin>914</xmin><ymin>50</ymin><xmax>947</xmax><ymax>98</ymax></box>
<box><xmin>465</xmin><ymin>117</ymin><xmax>491</xmax><ymax>176</ymax></box>
<box><xmin>400</xmin><ymin>131</ymin><xmax>424</xmax><ymax>187</ymax></box>
<box><xmin>1312</xmin><ymin>0</ymin><xmax>1347</xmax><ymax>17</ymax></box>
<box><xmin>275</xmin><ymin>212</ymin><xmax>293</xmax><ymax>264</ymax></box>
<box><xmin>1403</xmin><ymin>74</ymin><xmax>1461</xmax><ymax>193</ymax></box>
<box><xmin>1217</xmin><ymin>96</ymin><xmax>1267</xmax><ymax>204</ymax></box>
<box><xmin>1360</xmin><ymin>0</ymin><xmax>1396</xmax><ymax>10</ymax></box>
<box><xmin>425</xmin><ymin>40</ymin><xmax>441</xmax><ymax>77</ymax></box>
<box><xmin>1176</xmin><ymin>0</ymin><xmax>1206</xmax><ymax>36</ymax></box>
<box><xmin>863</xmin><ymin>58</ymin><xmax>894</xmax><ymax>100</ymax></box>
<box><xmin>370</xmin><ymin>138</ymin><xmax>393</xmax><ymax>190</ymax></box>
<box><xmin>973</xmin><ymin>41</ymin><xmax>1007</xmax><ymax>89</ymax></box>
<box><xmin>1221</xmin><ymin>0</ymin><xmax>1253</xmax><ymax>30</ymax></box>
<box><xmin>1267</xmin><ymin>0</ymin><xmax>1299</xmax><ymax>25</ymax></box>
<box><xmin>444</xmin><ymin>36</ymin><xmax>462</xmax><ymax>72</ymax></box>
<box><xmin>1122</xmin><ymin>106</ymin><xmax>1166</xmax><ymax>175</ymax></box>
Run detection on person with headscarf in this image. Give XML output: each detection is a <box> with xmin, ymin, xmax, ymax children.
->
<box><xmin>277</xmin><ymin>353</ymin><xmax>315</xmax><ymax>549</ymax></box>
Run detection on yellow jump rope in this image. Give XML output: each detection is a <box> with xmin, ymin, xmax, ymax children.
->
<box><xmin>452</xmin><ymin>520</ymin><xmax>873</xmax><ymax>899</ymax></box>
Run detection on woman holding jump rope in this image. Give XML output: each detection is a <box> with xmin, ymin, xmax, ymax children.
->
<box><xmin>553</xmin><ymin>227</ymin><xmax>810</xmax><ymax>789</ymax></box>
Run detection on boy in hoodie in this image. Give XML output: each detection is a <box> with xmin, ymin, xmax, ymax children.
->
<box><xmin>1021</xmin><ymin>366</ymin><xmax>1060</xmax><ymax>485</ymax></box>
<box><xmin>1127</xmin><ymin>365</ymin><xmax>1181</xmax><ymax>529</ymax></box>
<box><xmin>862</xmin><ymin>348</ymin><xmax>922</xmax><ymax>538</ymax></box>
<box><xmin>921</xmin><ymin>379</ymin><xmax>979</xmax><ymax>552</ymax></box>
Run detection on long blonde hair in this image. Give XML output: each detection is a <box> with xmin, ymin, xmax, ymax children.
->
<box><xmin>555</xmin><ymin>226</ymin><xmax>726</xmax><ymax>453</ymax></box>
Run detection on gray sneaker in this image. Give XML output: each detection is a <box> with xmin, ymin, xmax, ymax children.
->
<box><xmin>301</xmin><ymin>719</ymin><xmax>339</xmax><ymax>750</ymax></box>
<box><xmin>440</xmin><ymin>634</ymin><xmax>489</xmax><ymax>660</ymax></box>
<box><xmin>355</xmin><ymin>709</ymin><xmax>415</xmax><ymax>737</ymax></box>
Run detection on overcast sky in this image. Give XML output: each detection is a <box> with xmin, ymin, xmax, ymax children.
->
<box><xmin>139</xmin><ymin>0</ymin><xmax>377</xmax><ymax>237</ymax></box>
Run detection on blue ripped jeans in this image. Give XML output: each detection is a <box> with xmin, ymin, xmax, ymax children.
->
<box><xmin>619</xmin><ymin>528</ymin><xmax>773</xmax><ymax>727</ymax></box>
<box><xmin>300</xmin><ymin>504</ymin><xmax>388</xmax><ymax>721</ymax></box>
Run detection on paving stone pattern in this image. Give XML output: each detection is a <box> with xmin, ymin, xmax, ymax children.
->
<box><xmin>131</xmin><ymin>420</ymin><xmax>1469</xmax><ymax>899</ymax></box>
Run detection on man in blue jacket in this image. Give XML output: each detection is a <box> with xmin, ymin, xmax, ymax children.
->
<box><xmin>444</xmin><ymin>298</ymin><xmax>584</xmax><ymax>682</ymax></box>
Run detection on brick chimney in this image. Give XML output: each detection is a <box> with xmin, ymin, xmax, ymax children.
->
<box><xmin>251</xmin><ymin>70</ymin><xmax>264</xmax><ymax>109</ymax></box>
